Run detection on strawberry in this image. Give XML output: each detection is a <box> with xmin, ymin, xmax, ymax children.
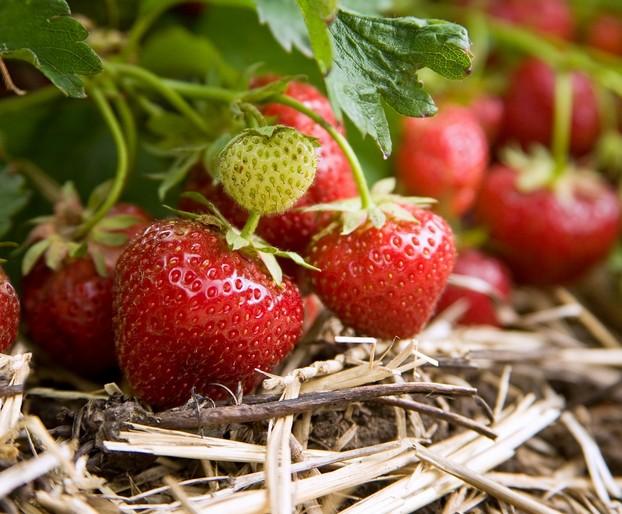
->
<box><xmin>181</xmin><ymin>79</ymin><xmax>357</xmax><ymax>253</ymax></box>
<box><xmin>436</xmin><ymin>249</ymin><xmax>512</xmax><ymax>326</ymax></box>
<box><xmin>0</xmin><ymin>267</ymin><xmax>19</xmax><ymax>352</ymax></box>
<box><xmin>487</xmin><ymin>0</ymin><xmax>574</xmax><ymax>40</ymax></box>
<box><xmin>502</xmin><ymin>58</ymin><xmax>601</xmax><ymax>156</ymax></box>
<box><xmin>22</xmin><ymin>203</ymin><xmax>150</xmax><ymax>376</ymax></box>
<box><xmin>217</xmin><ymin>126</ymin><xmax>317</xmax><ymax>215</ymax></box>
<box><xmin>396</xmin><ymin>106</ymin><xmax>488</xmax><ymax>217</ymax></box>
<box><xmin>469</xmin><ymin>95</ymin><xmax>504</xmax><ymax>146</ymax></box>
<box><xmin>586</xmin><ymin>13</ymin><xmax>622</xmax><ymax>56</ymax></box>
<box><xmin>113</xmin><ymin>219</ymin><xmax>304</xmax><ymax>408</ymax></box>
<box><xmin>476</xmin><ymin>165</ymin><xmax>621</xmax><ymax>284</ymax></box>
<box><xmin>307</xmin><ymin>206</ymin><xmax>456</xmax><ymax>339</ymax></box>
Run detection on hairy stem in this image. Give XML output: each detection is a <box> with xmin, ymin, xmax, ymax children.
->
<box><xmin>241</xmin><ymin>212</ymin><xmax>261</xmax><ymax>238</ymax></box>
<box><xmin>75</xmin><ymin>86</ymin><xmax>128</xmax><ymax>238</ymax></box>
<box><xmin>10</xmin><ymin>160</ymin><xmax>61</xmax><ymax>204</ymax></box>
<box><xmin>551</xmin><ymin>71</ymin><xmax>573</xmax><ymax>183</ymax></box>
<box><xmin>107</xmin><ymin>63</ymin><xmax>210</xmax><ymax>134</ymax></box>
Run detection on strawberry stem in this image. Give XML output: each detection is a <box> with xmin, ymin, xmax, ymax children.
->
<box><xmin>75</xmin><ymin>85</ymin><xmax>128</xmax><ymax>239</ymax></box>
<box><xmin>272</xmin><ymin>94</ymin><xmax>374</xmax><ymax>210</ymax></box>
<box><xmin>8</xmin><ymin>159</ymin><xmax>61</xmax><ymax>204</ymax></box>
<box><xmin>107</xmin><ymin>63</ymin><xmax>210</xmax><ymax>134</ymax></box>
<box><xmin>551</xmin><ymin>71</ymin><xmax>573</xmax><ymax>183</ymax></box>
<box><xmin>241</xmin><ymin>212</ymin><xmax>261</xmax><ymax>238</ymax></box>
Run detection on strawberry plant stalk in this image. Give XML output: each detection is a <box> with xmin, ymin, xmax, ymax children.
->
<box><xmin>75</xmin><ymin>86</ymin><xmax>128</xmax><ymax>238</ymax></box>
<box><xmin>551</xmin><ymin>71</ymin><xmax>573</xmax><ymax>183</ymax></box>
<box><xmin>107</xmin><ymin>63</ymin><xmax>210</xmax><ymax>134</ymax></box>
<box><xmin>272</xmin><ymin>93</ymin><xmax>374</xmax><ymax>210</ymax></box>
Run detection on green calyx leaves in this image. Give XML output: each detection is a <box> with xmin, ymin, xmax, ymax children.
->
<box><xmin>0</xmin><ymin>0</ymin><xmax>102</xmax><ymax>98</ymax></box>
<box><xmin>503</xmin><ymin>145</ymin><xmax>574</xmax><ymax>192</ymax></box>
<box><xmin>304</xmin><ymin>177</ymin><xmax>435</xmax><ymax>235</ymax></box>
<box><xmin>177</xmin><ymin>192</ymin><xmax>319</xmax><ymax>285</ymax></box>
<box><xmin>216</xmin><ymin>125</ymin><xmax>318</xmax><ymax>215</ymax></box>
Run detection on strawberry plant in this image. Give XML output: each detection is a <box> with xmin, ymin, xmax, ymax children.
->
<box><xmin>2</xmin><ymin>1</ymin><xmax>622</xmax><ymax>512</ymax></box>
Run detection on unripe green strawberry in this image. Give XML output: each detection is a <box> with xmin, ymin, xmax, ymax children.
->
<box><xmin>217</xmin><ymin>126</ymin><xmax>317</xmax><ymax>215</ymax></box>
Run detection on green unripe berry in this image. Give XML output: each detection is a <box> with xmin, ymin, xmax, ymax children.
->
<box><xmin>217</xmin><ymin>126</ymin><xmax>317</xmax><ymax>215</ymax></box>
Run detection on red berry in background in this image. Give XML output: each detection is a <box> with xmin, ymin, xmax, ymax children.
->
<box><xmin>114</xmin><ymin>219</ymin><xmax>304</xmax><ymax>409</ymax></box>
<box><xmin>586</xmin><ymin>14</ymin><xmax>622</xmax><ymax>56</ymax></box>
<box><xmin>181</xmin><ymin>79</ymin><xmax>357</xmax><ymax>253</ymax></box>
<box><xmin>396</xmin><ymin>106</ymin><xmax>488</xmax><ymax>217</ymax></box>
<box><xmin>487</xmin><ymin>0</ymin><xmax>574</xmax><ymax>40</ymax></box>
<box><xmin>22</xmin><ymin>204</ymin><xmax>150</xmax><ymax>376</ymax></box>
<box><xmin>308</xmin><ymin>206</ymin><xmax>456</xmax><ymax>339</ymax></box>
<box><xmin>0</xmin><ymin>267</ymin><xmax>19</xmax><ymax>352</ymax></box>
<box><xmin>469</xmin><ymin>95</ymin><xmax>504</xmax><ymax>146</ymax></box>
<box><xmin>475</xmin><ymin>165</ymin><xmax>621</xmax><ymax>285</ymax></box>
<box><xmin>436</xmin><ymin>249</ymin><xmax>512</xmax><ymax>326</ymax></box>
<box><xmin>502</xmin><ymin>58</ymin><xmax>601</xmax><ymax>156</ymax></box>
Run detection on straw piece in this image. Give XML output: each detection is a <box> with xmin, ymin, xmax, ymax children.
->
<box><xmin>561</xmin><ymin>412</ymin><xmax>622</xmax><ymax>506</ymax></box>
<box><xmin>0</xmin><ymin>443</ymin><xmax>73</xmax><ymax>497</ymax></box>
<box><xmin>413</xmin><ymin>443</ymin><xmax>562</xmax><ymax>514</ymax></box>
<box><xmin>0</xmin><ymin>353</ymin><xmax>31</xmax><ymax>443</ymax></box>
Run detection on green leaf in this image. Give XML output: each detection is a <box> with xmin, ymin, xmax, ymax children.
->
<box><xmin>342</xmin><ymin>210</ymin><xmax>367</xmax><ymax>235</ymax></box>
<box><xmin>158</xmin><ymin>153</ymin><xmax>201</xmax><ymax>200</ymax></box>
<box><xmin>22</xmin><ymin>238</ymin><xmax>50</xmax><ymax>275</ymax></box>
<box><xmin>141</xmin><ymin>26</ymin><xmax>238</xmax><ymax>85</ymax></box>
<box><xmin>368</xmin><ymin>206</ymin><xmax>386</xmax><ymax>228</ymax></box>
<box><xmin>96</xmin><ymin>214</ymin><xmax>142</xmax><ymax>231</ymax></box>
<box><xmin>274</xmin><ymin>249</ymin><xmax>320</xmax><ymax>271</ymax></box>
<box><xmin>226</xmin><ymin>229</ymin><xmax>250</xmax><ymax>251</ymax></box>
<box><xmin>44</xmin><ymin>237</ymin><xmax>68</xmax><ymax>271</ymax></box>
<box><xmin>91</xmin><ymin>248</ymin><xmax>108</xmax><ymax>278</ymax></box>
<box><xmin>296</xmin><ymin>0</ymin><xmax>333</xmax><ymax>74</ymax></box>
<box><xmin>91</xmin><ymin>230</ymin><xmax>128</xmax><ymax>247</ymax></box>
<box><xmin>0</xmin><ymin>167</ymin><xmax>30</xmax><ymax>238</ymax></box>
<box><xmin>326</xmin><ymin>10</ymin><xmax>472</xmax><ymax>156</ymax></box>
<box><xmin>257</xmin><ymin>250</ymin><xmax>283</xmax><ymax>285</ymax></box>
<box><xmin>86</xmin><ymin>181</ymin><xmax>113</xmax><ymax>213</ymax></box>
<box><xmin>371</xmin><ymin>177</ymin><xmax>396</xmax><ymax>195</ymax></box>
<box><xmin>256</xmin><ymin>0</ymin><xmax>311</xmax><ymax>58</ymax></box>
<box><xmin>0</xmin><ymin>0</ymin><xmax>102</xmax><ymax>98</ymax></box>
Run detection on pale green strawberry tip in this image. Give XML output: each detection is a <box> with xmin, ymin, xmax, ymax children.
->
<box><xmin>218</xmin><ymin>126</ymin><xmax>317</xmax><ymax>215</ymax></box>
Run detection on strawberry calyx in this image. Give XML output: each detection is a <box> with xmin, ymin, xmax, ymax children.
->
<box><xmin>174</xmin><ymin>191</ymin><xmax>319</xmax><ymax>285</ymax></box>
<box><xmin>502</xmin><ymin>145</ymin><xmax>611</xmax><ymax>203</ymax></box>
<box><xmin>303</xmin><ymin>177</ymin><xmax>435</xmax><ymax>236</ymax></box>
<box><xmin>22</xmin><ymin>182</ymin><xmax>145</xmax><ymax>277</ymax></box>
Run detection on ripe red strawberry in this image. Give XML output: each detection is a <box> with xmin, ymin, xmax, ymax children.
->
<box><xmin>0</xmin><ymin>267</ymin><xmax>19</xmax><ymax>352</ymax></box>
<box><xmin>469</xmin><ymin>95</ymin><xmax>504</xmax><ymax>146</ymax></box>
<box><xmin>396</xmin><ymin>106</ymin><xmax>488</xmax><ymax>217</ymax></box>
<box><xmin>307</xmin><ymin>206</ymin><xmax>456</xmax><ymax>339</ymax></box>
<box><xmin>113</xmin><ymin>219</ymin><xmax>304</xmax><ymax>408</ymax></box>
<box><xmin>22</xmin><ymin>204</ymin><xmax>150</xmax><ymax>375</ymax></box>
<box><xmin>487</xmin><ymin>0</ymin><xmax>574</xmax><ymax>40</ymax></box>
<box><xmin>502</xmin><ymin>58</ymin><xmax>601</xmax><ymax>156</ymax></box>
<box><xmin>586</xmin><ymin>14</ymin><xmax>622</xmax><ymax>56</ymax></box>
<box><xmin>476</xmin><ymin>165</ymin><xmax>621</xmax><ymax>284</ymax></box>
<box><xmin>436</xmin><ymin>249</ymin><xmax>512</xmax><ymax>326</ymax></box>
<box><xmin>181</xmin><ymin>79</ymin><xmax>357</xmax><ymax>252</ymax></box>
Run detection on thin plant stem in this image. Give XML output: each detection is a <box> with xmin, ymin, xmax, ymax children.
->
<box><xmin>75</xmin><ymin>86</ymin><xmax>128</xmax><ymax>238</ymax></box>
<box><xmin>162</xmin><ymin>78</ymin><xmax>238</xmax><ymax>103</ymax></box>
<box><xmin>107</xmin><ymin>63</ymin><xmax>210</xmax><ymax>134</ymax></box>
<box><xmin>10</xmin><ymin>160</ymin><xmax>61</xmax><ymax>204</ymax></box>
<box><xmin>109</xmin><ymin>85</ymin><xmax>137</xmax><ymax>169</ymax></box>
<box><xmin>551</xmin><ymin>71</ymin><xmax>573</xmax><ymax>183</ymax></box>
<box><xmin>273</xmin><ymin>94</ymin><xmax>373</xmax><ymax>209</ymax></box>
<box><xmin>241</xmin><ymin>212</ymin><xmax>261</xmax><ymax>238</ymax></box>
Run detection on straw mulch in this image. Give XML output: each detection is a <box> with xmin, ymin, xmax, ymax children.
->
<box><xmin>1</xmin><ymin>280</ymin><xmax>622</xmax><ymax>513</ymax></box>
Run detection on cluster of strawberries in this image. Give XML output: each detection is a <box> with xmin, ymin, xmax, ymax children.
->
<box><xmin>1</xmin><ymin>0</ymin><xmax>620</xmax><ymax>410</ymax></box>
